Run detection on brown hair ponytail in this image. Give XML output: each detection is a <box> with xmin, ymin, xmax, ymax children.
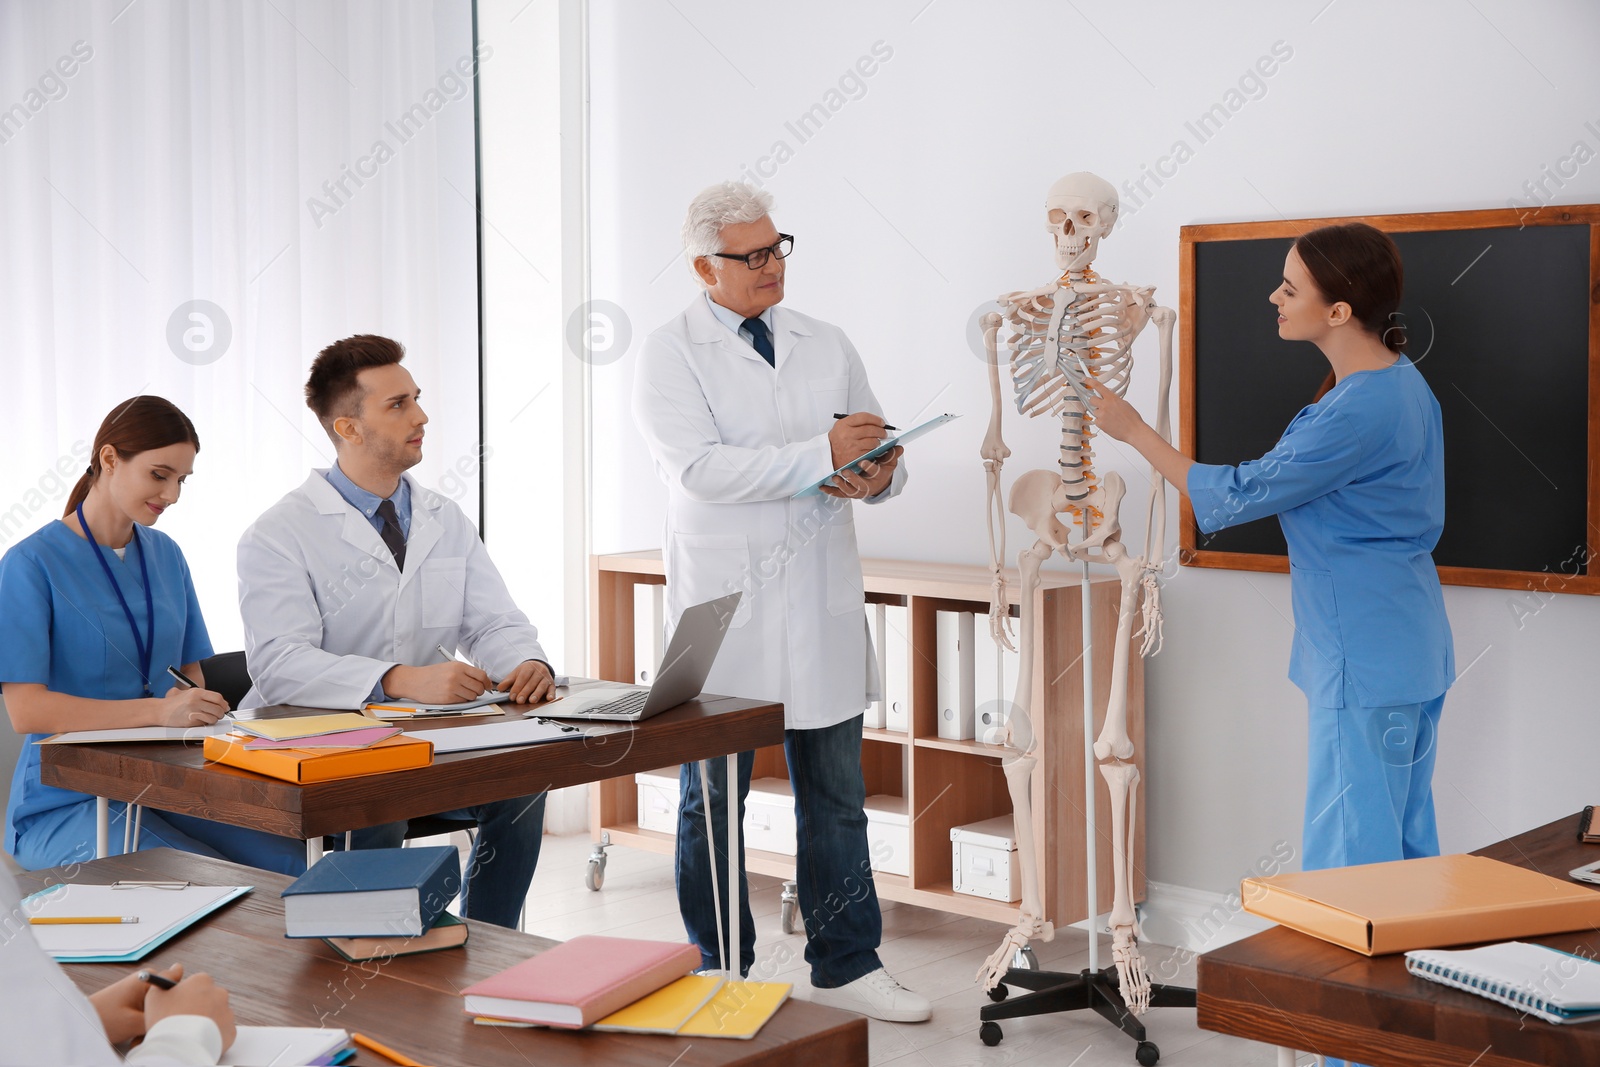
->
<box><xmin>64</xmin><ymin>396</ymin><xmax>202</xmax><ymax>516</ymax></box>
<box><xmin>1295</xmin><ymin>222</ymin><xmax>1406</xmax><ymax>402</ymax></box>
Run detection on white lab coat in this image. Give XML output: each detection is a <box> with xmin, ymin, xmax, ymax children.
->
<box><xmin>632</xmin><ymin>297</ymin><xmax>905</xmax><ymax>731</ymax></box>
<box><xmin>236</xmin><ymin>472</ymin><xmax>547</xmax><ymax>710</ymax></box>
<box><xmin>0</xmin><ymin>866</ymin><xmax>222</xmax><ymax>1065</ymax></box>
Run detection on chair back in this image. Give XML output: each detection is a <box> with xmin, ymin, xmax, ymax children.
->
<box><xmin>199</xmin><ymin>651</ymin><xmax>254</xmax><ymax>710</ymax></box>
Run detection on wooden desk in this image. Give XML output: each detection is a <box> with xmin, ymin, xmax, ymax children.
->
<box><xmin>40</xmin><ymin>695</ymin><xmax>782</xmax><ymax>840</ymax></box>
<box><xmin>1197</xmin><ymin>814</ymin><xmax>1600</xmax><ymax>1067</ymax></box>
<box><xmin>23</xmin><ymin>849</ymin><xmax>868</xmax><ymax>1067</ymax></box>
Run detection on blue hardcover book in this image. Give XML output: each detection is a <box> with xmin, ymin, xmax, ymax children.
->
<box><xmin>281</xmin><ymin>846</ymin><xmax>460</xmax><ymax>938</ymax></box>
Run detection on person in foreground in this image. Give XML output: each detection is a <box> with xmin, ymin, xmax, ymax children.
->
<box><xmin>1087</xmin><ymin>222</ymin><xmax>1453</xmax><ymax>1067</ymax></box>
<box><xmin>632</xmin><ymin>180</ymin><xmax>929</xmax><ymax>1023</ymax></box>
<box><xmin>3</xmin><ymin>864</ymin><xmax>235</xmax><ymax>1065</ymax></box>
<box><xmin>236</xmin><ymin>335</ymin><xmax>554</xmax><ymax>928</ymax></box>
<box><xmin>0</xmin><ymin>396</ymin><xmax>304</xmax><ymax>873</ymax></box>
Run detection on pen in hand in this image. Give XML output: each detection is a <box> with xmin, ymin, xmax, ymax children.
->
<box><xmin>166</xmin><ymin>665</ymin><xmax>198</xmax><ymax>690</ymax></box>
<box><xmin>833</xmin><ymin>413</ymin><xmax>899</xmax><ymax>432</ymax></box>
<box><xmin>135</xmin><ymin>969</ymin><xmax>177</xmax><ymax>990</ymax></box>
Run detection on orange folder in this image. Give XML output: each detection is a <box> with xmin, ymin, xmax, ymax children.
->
<box><xmin>1242</xmin><ymin>853</ymin><xmax>1600</xmax><ymax>955</ymax></box>
<box><xmin>203</xmin><ymin>732</ymin><xmax>432</xmax><ymax>784</ymax></box>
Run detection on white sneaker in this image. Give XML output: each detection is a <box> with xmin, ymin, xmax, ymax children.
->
<box><xmin>810</xmin><ymin>967</ymin><xmax>932</xmax><ymax>1023</ymax></box>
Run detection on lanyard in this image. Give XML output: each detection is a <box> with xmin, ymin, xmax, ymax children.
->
<box><xmin>76</xmin><ymin>502</ymin><xmax>155</xmax><ymax>697</ymax></box>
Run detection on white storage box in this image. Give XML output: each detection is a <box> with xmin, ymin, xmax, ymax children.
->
<box><xmin>635</xmin><ymin>766</ymin><xmax>681</xmax><ymax>834</ymax></box>
<box><xmin>951</xmin><ymin>815</ymin><xmax>1021</xmax><ymax>902</ymax></box>
<box><xmin>744</xmin><ymin>777</ymin><xmax>797</xmax><ymax>856</ymax></box>
<box><xmin>863</xmin><ymin>794</ymin><xmax>909</xmax><ymax>877</ymax></box>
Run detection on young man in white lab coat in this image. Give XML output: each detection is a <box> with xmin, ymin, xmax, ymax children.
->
<box><xmin>632</xmin><ymin>182</ymin><xmax>930</xmax><ymax>1022</ymax></box>
<box><xmin>236</xmin><ymin>335</ymin><xmax>555</xmax><ymax>928</ymax></box>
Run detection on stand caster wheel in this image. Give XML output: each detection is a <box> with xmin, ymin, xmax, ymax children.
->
<box><xmin>1011</xmin><ymin>945</ymin><xmax>1039</xmax><ymax>971</ymax></box>
<box><xmin>585</xmin><ymin>832</ymin><xmax>610</xmax><ymax>891</ymax></box>
<box><xmin>779</xmin><ymin>880</ymin><xmax>799</xmax><ymax>934</ymax></box>
<box><xmin>1135</xmin><ymin>1040</ymin><xmax>1160</xmax><ymax>1065</ymax></box>
<box><xmin>987</xmin><ymin>984</ymin><xmax>1008</xmax><ymax>1002</ymax></box>
<box><xmin>979</xmin><ymin>1021</ymin><xmax>1003</xmax><ymax>1047</ymax></box>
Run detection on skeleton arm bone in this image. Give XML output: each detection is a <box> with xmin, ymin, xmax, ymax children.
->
<box><xmin>981</xmin><ymin>310</ymin><xmax>1016</xmax><ymax>650</ymax></box>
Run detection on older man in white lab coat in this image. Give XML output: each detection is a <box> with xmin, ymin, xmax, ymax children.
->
<box><xmin>632</xmin><ymin>182</ymin><xmax>929</xmax><ymax>1023</ymax></box>
<box><xmin>237</xmin><ymin>335</ymin><xmax>554</xmax><ymax>928</ymax></box>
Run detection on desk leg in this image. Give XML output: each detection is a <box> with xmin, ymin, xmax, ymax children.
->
<box><xmin>95</xmin><ymin>797</ymin><xmax>109</xmax><ymax>859</ymax></box>
<box><xmin>305</xmin><ymin>837</ymin><xmax>324</xmax><ymax>868</ymax></box>
<box><xmin>1275</xmin><ymin>1048</ymin><xmax>1297</xmax><ymax>1067</ymax></box>
<box><xmin>727</xmin><ymin>752</ymin><xmax>740</xmax><ymax>979</ymax></box>
<box><xmin>696</xmin><ymin>759</ymin><xmax>727</xmax><ymax>973</ymax></box>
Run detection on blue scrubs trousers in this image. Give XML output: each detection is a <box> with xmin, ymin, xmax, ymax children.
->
<box><xmin>1303</xmin><ymin>686</ymin><xmax>1445</xmax><ymax>1067</ymax></box>
<box><xmin>13</xmin><ymin>797</ymin><xmax>307</xmax><ymax>875</ymax></box>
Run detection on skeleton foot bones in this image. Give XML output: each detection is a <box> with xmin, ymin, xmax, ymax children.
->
<box><xmin>977</xmin><ymin>172</ymin><xmax>1175</xmax><ymax>1015</ymax></box>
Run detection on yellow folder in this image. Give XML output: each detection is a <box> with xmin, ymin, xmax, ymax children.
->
<box><xmin>592</xmin><ymin>975</ymin><xmax>724</xmax><ymax>1035</ymax></box>
<box><xmin>678</xmin><ymin>981</ymin><xmax>792</xmax><ymax>1040</ymax></box>
<box><xmin>228</xmin><ymin>713</ymin><xmax>380</xmax><ymax>741</ymax></box>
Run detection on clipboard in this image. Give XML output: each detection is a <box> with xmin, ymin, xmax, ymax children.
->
<box><xmin>793</xmin><ymin>413</ymin><xmax>959</xmax><ymax>498</ymax></box>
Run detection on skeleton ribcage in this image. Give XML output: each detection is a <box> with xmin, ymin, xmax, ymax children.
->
<box><xmin>1006</xmin><ymin>286</ymin><xmax>1138</xmax><ymax>511</ymax></box>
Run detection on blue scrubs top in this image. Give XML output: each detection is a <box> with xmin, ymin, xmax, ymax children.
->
<box><xmin>0</xmin><ymin>520</ymin><xmax>213</xmax><ymax>853</ymax></box>
<box><xmin>1187</xmin><ymin>357</ymin><xmax>1455</xmax><ymax>708</ymax></box>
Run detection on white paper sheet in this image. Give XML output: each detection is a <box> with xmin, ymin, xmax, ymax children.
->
<box><xmin>24</xmin><ymin>883</ymin><xmax>249</xmax><ymax>959</ymax></box>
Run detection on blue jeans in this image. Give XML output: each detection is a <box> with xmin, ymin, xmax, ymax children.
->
<box><xmin>342</xmin><ymin>792</ymin><xmax>546</xmax><ymax>929</ymax></box>
<box><xmin>1304</xmin><ymin>687</ymin><xmax>1445</xmax><ymax>1067</ymax></box>
<box><xmin>676</xmin><ymin>714</ymin><xmax>883</xmax><ymax>987</ymax></box>
<box><xmin>13</xmin><ymin>798</ymin><xmax>307</xmax><ymax>875</ymax></box>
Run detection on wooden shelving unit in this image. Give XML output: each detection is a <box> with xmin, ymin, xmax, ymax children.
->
<box><xmin>590</xmin><ymin>551</ymin><xmax>1145</xmax><ymax>926</ymax></box>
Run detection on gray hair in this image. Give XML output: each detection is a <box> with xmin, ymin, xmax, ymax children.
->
<box><xmin>682</xmin><ymin>181</ymin><xmax>775</xmax><ymax>286</ymax></box>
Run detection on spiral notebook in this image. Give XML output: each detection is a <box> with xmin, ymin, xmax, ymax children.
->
<box><xmin>1404</xmin><ymin>941</ymin><xmax>1600</xmax><ymax>1025</ymax></box>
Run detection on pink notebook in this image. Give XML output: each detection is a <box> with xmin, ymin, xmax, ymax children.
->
<box><xmin>461</xmin><ymin>936</ymin><xmax>701</xmax><ymax>1028</ymax></box>
<box><xmin>242</xmin><ymin>725</ymin><xmax>401</xmax><ymax>749</ymax></box>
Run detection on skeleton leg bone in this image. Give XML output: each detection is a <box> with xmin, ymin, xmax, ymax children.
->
<box><xmin>1085</xmin><ymin>534</ymin><xmax>1142</xmax><ymax>762</ymax></box>
<box><xmin>977</xmin><ymin>535</ymin><xmax>1057</xmax><ymax>991</ymax></box>
<box><xmin>1100</xmin><ymin>760</ymin><xmax>1149</xmax><ymax>1014</ymax></box>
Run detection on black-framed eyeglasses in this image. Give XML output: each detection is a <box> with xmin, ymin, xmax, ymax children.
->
<box><xmin>711</xmin><ymin>234</ymin><xmax>794</xmax><ymax>270</ymax></box>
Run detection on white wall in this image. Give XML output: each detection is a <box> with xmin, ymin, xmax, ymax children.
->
<box><xmin>0</xmin><ymin>0</ymin><xmax>484</xmax><ymax>655</ymax></box>
<box><xmin>584</xmin><ymin>0</ymin><xmax>1600</xmax><ymax>894</ymax></box>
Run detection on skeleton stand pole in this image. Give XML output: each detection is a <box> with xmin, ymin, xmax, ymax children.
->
<box><xmin>1080</xmin><ymin>555</ymin><xmax>1098</xmax><ymax>974</ymax></box>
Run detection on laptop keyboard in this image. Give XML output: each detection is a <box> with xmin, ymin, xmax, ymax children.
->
<box><xmin>573</xmin><ymin>690</ymin><xmax>650</xmax><ymax>717</ymax></box>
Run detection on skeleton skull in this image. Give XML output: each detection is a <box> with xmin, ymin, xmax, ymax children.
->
<box><xmin>1045</xmin><ymin>172</ymin><xmax>1119</xmax><ymax>273</ymax></box>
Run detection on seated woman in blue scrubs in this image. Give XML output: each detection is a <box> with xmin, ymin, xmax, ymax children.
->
<box><xmin>1090</xmin><ymin>221</ymin><xmax>1454</xmax><ymax>867</ymax></box>
<box><xmin>1</xmin><ymin>396</ymin><xmax>305</xmax><ymax>874</ymax></box>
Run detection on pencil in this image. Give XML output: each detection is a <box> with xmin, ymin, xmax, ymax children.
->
<box><xmin>30</xmin><ymin>916</ymin><xmax>139</xmax><ymax>924</ymax></box>
<box><xmin>350</xmin><ymin>1032</ymin><xmax>423</xmax><ymax>1066</ymax></box>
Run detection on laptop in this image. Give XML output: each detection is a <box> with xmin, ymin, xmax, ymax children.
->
<box><xmin>542</xmin><ymin>591</ymin><xmax>741</xmax><ymax>722</ymax></box>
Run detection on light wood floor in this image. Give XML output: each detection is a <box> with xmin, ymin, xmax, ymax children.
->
<box><xmin>509</xmin><ymin>832</ymin><xmax>1316</xmax><ymax>1067</ymax></box>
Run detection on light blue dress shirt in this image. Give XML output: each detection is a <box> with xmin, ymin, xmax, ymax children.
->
<box><xmin>324</xmin><ymin>461</ymin><xmax>411</xmax><ymax>539</ymax></box>
<box><xmin>1186</xmin><ymin>357</ymin><xmax>1455</xmax><ymax>708</ymax></box>
<box><xmin>706</xmin><ymin>294</ymin><xmax>773</xmax><ymax>355</ymax></box>
<box><xmin>0</xmin><ymin>521</ymin><xmax>212</xmax><ymax>853</ymax></box>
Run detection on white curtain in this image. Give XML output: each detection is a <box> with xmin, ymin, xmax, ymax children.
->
<box><xmin>0</xmin><ymin>0</ymin><xmax>482</xmax><ymax>654</ymax></box>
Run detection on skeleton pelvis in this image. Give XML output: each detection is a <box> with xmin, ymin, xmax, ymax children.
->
<box><xmin>1008</xmin><ymin>468</ymin><xmax>1128</xmax><ymax>552</ymax></box>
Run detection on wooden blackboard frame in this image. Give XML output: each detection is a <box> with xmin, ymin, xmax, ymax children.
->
<box><xmin>1177</xmin><ymin>205</ymin><xmax>1600</xmax><ymax>596</ymax></box>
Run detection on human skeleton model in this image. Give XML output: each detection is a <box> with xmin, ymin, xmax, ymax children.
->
<box><xmin>976</xmin><ymin>172</ymin><xmax>1174</xmax><ymax>1014</ymax></box>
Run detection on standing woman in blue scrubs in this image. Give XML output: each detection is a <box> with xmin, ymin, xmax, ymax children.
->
<box><xmin>1</xmin><ymin>396</ymin><xmax>306</xmax><ymax>874</ymax></box>
<box><xmin>1088</xmin><ymin>223</ymin><xmax>1455</xmax><ymax>879</ymax></box>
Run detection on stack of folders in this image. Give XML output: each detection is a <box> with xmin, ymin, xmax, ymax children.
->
<box><xmin>1405</xmin><ymin>942</ymin><xmax>1600</xmax><ymax>1025</ymax></box>
<box><xmin>204</xmin><ymin>712</ymin><xmax>432</xmax><ymax>783</ymax></box>
<box><xmin>282</xmin><ymin>846</ymin><xmax>460</xmax><ymax>938</ymax></box>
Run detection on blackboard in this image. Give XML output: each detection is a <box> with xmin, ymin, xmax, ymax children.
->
<box><xmin>1178</xmin><ymin>207</ymin><xmax>1599</xmax><ymax>595</ymax></box>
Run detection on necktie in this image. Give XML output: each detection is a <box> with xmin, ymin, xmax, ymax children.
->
<box><xmin>743</xmin><ymin>316</ymin><xmax>775</xmax><ymax>367</ymax></box>
<box><xmin>376</xmin><ymin>498</ymin><xmax>407</xmax><ymax>572</ymax></box>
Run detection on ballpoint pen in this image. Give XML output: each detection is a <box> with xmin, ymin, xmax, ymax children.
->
<box><xmin>135</xmin><ymin>969</ymin><xmax>177</xmax><ymax>989</ymax></box>
<box><xmin>833</xmin><ymin>413</ymin><xmax>899</xmax><ymax>431</ymax></box>
<box><xmin>166</xmin><ymin>665</ymin><xmax>199</xmax><ymax>689</ymax></box>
